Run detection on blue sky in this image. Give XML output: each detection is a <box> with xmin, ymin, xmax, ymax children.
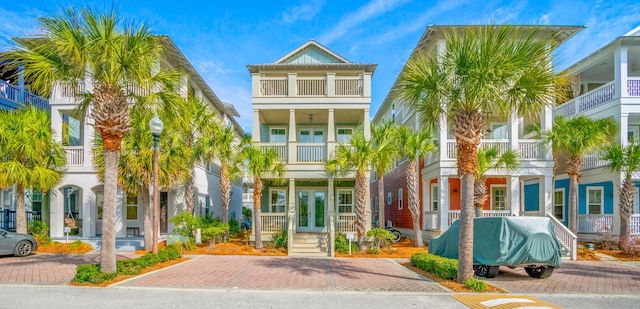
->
<box><xmin>1</xmin><ymin>1</ymin><xmax>639</xmax><ymax>131</ymax></box>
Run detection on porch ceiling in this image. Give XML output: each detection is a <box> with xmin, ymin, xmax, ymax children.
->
<box><xmin>260</xmin><ymin>109</ymin><xmax>363</xmax><ymax>124</ymax></box>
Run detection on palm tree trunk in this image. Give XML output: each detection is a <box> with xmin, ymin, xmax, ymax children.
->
<box><xmin>185</xmin><ymin>172</ymin><xmax>195</xmax><ymax>215</ymax></box>
<box><xmin>406</xmin><ymin>160</ymin><xmax>423</xmax><ymax>247</ymax></box>
<box><xmin>458</xmin><ymin>173</ymin><xmax>475</xmax><ymax>283</ymax></box>
<box><xmin>355</xmin><ymin>172</ymin><xmax>368</xmax><ymax>252</ymax></box>
<box><xmin>220</xmin><ymin>165</ymin><xmax>231</xmax><ymax>241</ymax></box>
<box><xmin>377</xmin><ymin>175</ymin><xmax>385</xmax><ymax>228</ymax></box>
<box><xmin>15</xmin><ymin>184</ymin><xmax>27</xmax><ymax>234</ymax></box>
<box><xmin>567</xmin><ymin>155</ymin><xmax>582</xmax><ymax>234</ymax></box>
<box><xmin>101</xmin><ymin>149</ymin><xmax>119</xmax><ymax>273</ymax></box>
<box><xmin>474</xmin><ymin>179</ymin><xmax>487</xmax><ymax>217</ymax></box>
<box><xmin>619</xmin><ymin>175</ymin><xmax>634</xmax><ymax>250</ymax></box>
<box><xmin>142</xmin><ymin>185</ymin><xmax>152</xmax><ymax>251</ymax></box>
<box><xmin>253</xmin><ymin>178</ymin><xmax>263</xmax><ymax>249</ymax></box>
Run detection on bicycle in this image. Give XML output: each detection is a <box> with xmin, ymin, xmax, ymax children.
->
<box><xmin>373</xmin><ymin>219</ymin><xmax>402</xmax><ymax>243</ymax></box>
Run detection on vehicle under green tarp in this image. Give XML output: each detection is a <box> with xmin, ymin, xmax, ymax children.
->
<box><xmin>428</xmin><ymin>216</ymin><xmax>562</xmax><ymax>267</ymax></box>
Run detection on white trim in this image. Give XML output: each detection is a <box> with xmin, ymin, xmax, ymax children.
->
<box><xmin>490</xmin><ymin>184</ymin><xmax>507</xmax><ymax>210</ymax></box>
<box><xmin>298</xmin><ymin>127</ymin><xmax>325</xmax><ymax>143</ymax></box>
<box><xmin>553</xmin><ymin>188</ymin><xmax>565</xmax><ymax>220</ymax></box>
<box><xmin>269</xmin><ymin>127</ymin><xmax>287</xmax><ymax>143</ymax></box>
<box><xmin>586</xmin><ymin>186</ymin><xmax>604</xmax><ymax>215</ymax></box>
<box><xmin>269</xmin><ymin>188</ymin><xmax>287</xmax><ymax>213</ymax></box>
<box><xmin>337</xmin><ymin>189</ymin><xmax>354</xmax><ymax>213</ymax></box>
<box><xmin>398</xmin><ymin>188</ymin><xmax>404</xmax><ymax>210</ymax></box>
<box><xmin>274</xmin><ymin>40</ymin><xmax>351</xmax><ymax>64</ymax></box>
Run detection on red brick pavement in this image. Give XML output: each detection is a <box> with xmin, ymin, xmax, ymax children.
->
<box><xmin>119</xmin><ymin>255</ymin><xmax>448</xmax><ymax>292</ymax></box>
<box><xmin>0</xmin><ymin>253</ymin><xmax>135</xmax><ymax>285</ymax></box>
<box><xmin>485</xmin><ymin>260</ymin><xmax>640</xmax><ymax>294</ymax></box>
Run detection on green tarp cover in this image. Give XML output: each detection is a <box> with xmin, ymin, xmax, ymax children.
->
<box><xmin>428</xmin><ymin>216</ymin><xmax>562</xmax><ymax>267</ymax></box>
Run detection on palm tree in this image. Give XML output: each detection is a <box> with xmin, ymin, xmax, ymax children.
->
<box><xmin>240</xmin><ymin>142</ymin><xmax>285</xmax><ymax>249</ymax></box>
<box><xmin>474</xmin><ymin>147</ymin><xmax>519</xmax><ymax>217</ymax></box>
<box><xmin>200</xmin><ymin>124</ymin><xmax>241</xmax><ymax>241</ymax></box>
<box><xmin>395</xmin><ymin>126</ymin><xmax>434</xmax><ymax>247</ymax></box>
<box><xmin>371</xmin><ymin>120</ymin><xmax>398</xmax><ymax>228</ymax></box>
<box><xmin>545</xmin><ymin>115</ymin><xmax>617</xmax><ymax>233</ymax></box>
<box><xmin>326</xmin><ymin>128</ymin><xmax>374</xmax><ymax>251</ymax></box>
<box><xmin>93</xmin><ymin>108</ymin><xmax>187</xmax><ymax>251</ymax></box>
<box><xmin>398</xmin><ymin>25</ymin><xmax>560</xmax><ymax>283</ymax></box>
<box><xmin>6</xmin><ymin>7</ymin><xmax>179</xmax><ymax>272</ymax></box>
<box><xmin>603</xmin><ymin>139</ymin><xmax>640</xmax><ymax>250</ymax></box>
<box><xmin>0</xmin><ymin>106</ymin><xmax>66</xmax><ymax>234</ymax></box>
<box><xmin>173</xmin><ymin>97</ymin><xmax>218</xmax><ymax>215</ymax></box>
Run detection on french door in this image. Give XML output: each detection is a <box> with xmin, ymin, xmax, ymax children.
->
<box><xmin>297</xmin><ymin>190</ymin><xmax>327</xmax><ymax>232</ymax></box>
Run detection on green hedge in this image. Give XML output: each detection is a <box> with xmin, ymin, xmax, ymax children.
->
<box><xmin>73</xmin><ymin>246</ymin><xmax>182</xmax><ymax>284</ymax></box>
<box><xmin>410</xmin><ymin>252</ymin><xmax>458</xmax><ymax>280</ymax></box>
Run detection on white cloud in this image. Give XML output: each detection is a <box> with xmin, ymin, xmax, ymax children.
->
<box><xmin>0</xmin><ymin>7</ymin><xmax>43</xmax><ymax>48</ymax></box>
<box><xmin>535</xmin><ymin>12</ymin><xmax>552</xmax><ymax>25</ymax></box>
<box><xmin>318</xmin><ymin>0</ymin><xmax>411</xmax><ymax>44</ymax></box>
<box><xmin>282</xmin><ymin>0</ymin><xmax>326</xmax><ymax>24</ymax></box>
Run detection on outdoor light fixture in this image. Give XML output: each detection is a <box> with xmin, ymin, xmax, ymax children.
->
<box><xmin>149</xmin><ymin>114</ymin><xmax>163</xmax><ymax>254</ymax></box>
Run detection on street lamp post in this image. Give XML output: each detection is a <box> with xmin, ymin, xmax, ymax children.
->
<box><xmin>149</xmin><ymin>115</ymin><xmax>164</xmax><ymax>254</ymax></box>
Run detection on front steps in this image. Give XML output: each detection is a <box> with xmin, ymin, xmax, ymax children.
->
<box><xmin>290</xmin><ymin>233</ymin><xmax>330</xmax><ymax>257</ymax></box>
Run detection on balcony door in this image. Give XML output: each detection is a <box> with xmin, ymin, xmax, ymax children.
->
<box><xmin>297</xmin><ymin>190</ymin><xmax>327</xmax><ymax>232</ymax></box>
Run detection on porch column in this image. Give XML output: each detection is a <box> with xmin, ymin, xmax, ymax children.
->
<box><xmin>619</xmin><ymin>113</ymin><xmax>630</xmax><ymax>146</ymax></box>
<box><xmin>327</xmin><ymin>109</ymin><xmax>336</xmax><ymax>158</ymax></box>
<box><xmin>326</xmin><ymin>73</ymin><xmax>335</xmax><ymax>96</ymax></box>
<box><xmin>328</xmin><ymin>178</ymin><xmax>335</xmax><ymax>257</ymax></box>
<box><xmin>437</xmin><ymin>176</ymin><xmax>450</xmax><ymax>231</ymax></box>
<box><xmin>541</xmin><ymin>104</ymin><xmax>553</xmax><ymax>160</ymax></box>
<box><xmin>288</xmin><ymin>73</ymin><xmax>297</xmax><ymax>97</ymax></box>
<box><xmin>251</xmin><ymin>73</ymin><xmax>260</xmax><ymax>97</ymax></box>
<box><xmin>362</xmin><ymin>72</ymin><xmax>372</xmax><ymax>97</ymax></box>
<box><xmin>543</xmin><ymin>175</ymin><xmax>553</xmax><ymax>216</ymax></box>
<box><xmin>509</xmin><ymin>176</ymin><xmax>520</xmax><ymax>216</ymax></box>
<box><xmin>116</xmin><ymin>189</ymin><xmax>126</xmax><ymax>237</ymax></box>
<box><xmin>83</xmin><ymin>121</ymin><xmax>92</xmax><ymax>167</ymax></box>
<box><xmin>363</xmin><ymin>109</ymin><xmax>371</xmax><ymax>140</ymax></box>
<box><xmin>288</xmin><ymin>109</ymin><xmax>297</xmax><ymax>164</ymax></box>
<box><xmin>508</xmin><ymin>110</ymin><xmax>519</xmax><ymax>151</ymax></box>
<box><xmin>614</xmin><ymin>47</ymin><xmax>629</xmax><ymax>98</ymax></box>
<box><xmin>365</xmin><ymin>176</ymin><xmax>372</xmax><ymax>231</ymax></box>
<box><xmin>288</xmin><ymin>179</ymin><xmax>296</xmax><ymax>254</ymax></box>
<box><xmin>252</xmin><ymin>110</ymin><xmax>260</xmax><ymax>143</ymax></box>
<box><xmin>81</xmin><ymin>186</ymin><xmax>96</xmax><ymax>237</ymax></box>
<box><xmin>49</xmin><ymin>187</ymin><xmax>64</xmax><ymax>237</ymax></box>
<box><xmin>439</xmin><ymin>114</ymin><xmax>449</xmax><ymax>161</ymax></box>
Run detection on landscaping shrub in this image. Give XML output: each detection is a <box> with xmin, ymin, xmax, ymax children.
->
<box><xmin>73</xmin><ymin>247</ymin><xmax>182</xmax><ymax>284</ymax></box>
<box><xmin>228</xmin><ymin>217</ymin><xmax>241</xmax><ymax>236</ymax></box>
<box><xmin>411</xmin><ymin>252</ymin><xmax>458</xmax><ymax>280</ymax></box>
<box><xmin>68</xmin><ymin>239</ymin><xmax>84</xmax><ymax>250</ymax></box>
<box><xmin>366</xmin><ymin>228</ymin><xmax>394</xmax><ymax>251</ymax></box>
<box><xmin>169</xmin><ymin>212</ymin><xmax>199</xmax><ymax>237</ymax></box>
<box><xmin>28</xmin><ymin>221</ymin><xmax>52</xmax><ymax>246</ymax></box>
<box><xmin>621</xmin><ymin>236</ymin><xmax>640</xmax><ymax>256</ymax></box>
<box><xmin>202</xmin><ymin>224</ymin><xmax>229</xmax><ymax>247</ymax></box>
<box><xmin>335</xmin><ymin>233</ymin><xmax>359</xmax><ymax>254</ymax></box>
<box><xmin>272</xmin><ymin>228</ymin><xmax>288</xmax><ymax>248</ymax></box>
<box><xmin>464</xmin><ymin>277</ymin><xmax>488</xmax><ymax>292</ymax></box>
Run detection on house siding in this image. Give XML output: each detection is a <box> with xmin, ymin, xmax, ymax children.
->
<box><xmin>578</xmin><ymin>181</ymin><xmax>614</xmax><ymax>215</ymax></box>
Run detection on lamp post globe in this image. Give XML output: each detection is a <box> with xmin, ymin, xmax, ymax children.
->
<box><xmin>149</xmin><ymin>115</ymin><xmax>164</xmax><ymax>136</ymax></box>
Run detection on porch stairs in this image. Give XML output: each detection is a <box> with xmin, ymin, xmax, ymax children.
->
<box><xmin>289</xmin><ymin>233</ymin><xmax>330</xmax><ymax>257</ymax></box>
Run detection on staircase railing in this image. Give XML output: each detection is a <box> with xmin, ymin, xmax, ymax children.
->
<box><xmin>547</xmin><ymin>213</ymin><xmax>577</xmax><ymax>260</ymax></box>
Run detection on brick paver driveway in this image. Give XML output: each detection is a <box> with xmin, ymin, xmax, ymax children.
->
<box><xmin>118</xmin><ymin>255</ymin><xmax>448</xmax><ymax>293</ymax></box>
<box><xmin>486</xmin><ymin>260</ymin><xmax>640</xmax><ymax>294</ymax></box>
<box><xmin>0</xmin><ymin>253</ymin><xmax>135</xmax><ymax>285</ymax></box>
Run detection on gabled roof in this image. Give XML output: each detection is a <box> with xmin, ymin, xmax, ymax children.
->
<box><xmin>274</xmin><ymin>40</ymin><xmax>351</xmax><ymax>64</ymax></box>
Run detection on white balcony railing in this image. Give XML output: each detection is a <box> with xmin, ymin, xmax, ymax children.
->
<box><xmin>260</xmin><ymin>213</ymin><xmax>287</xmax><ymax>233</ymax></box>
<box><xmin>447</xmin><ymin>210</ymin><xmax>512</xmax><ymax>226</ymax></box>
<box><xmin>64</xmin><ymin>146</ymin><xmax>84</xmax><ymax>166</ymax></box>
<box><xmin>337</xmin><ymin>213</ymin><xmax>357</xmax><ymax>233</ymax></box>
<box><xmin>335</xmin><ymin>78</ymin><xmax>363</xmax><ymax>96</ymax></box>
<box><xmin>260</xmin><ymin>143</ymin><xmax>287</xmax><ymax>161</ymax></box>
<box><xmin>578</xmin><ymin>214</ymin><xmax>613</xmax><ymax>234</ymax></box>
<box><xmin>242</xmin><ymin>193</ymin><xmax>253</xmax><ymax>202</ymax></box>
<box><xmin>628</xmin><ymin>78</ymin><xmax>640</xmax><ymax>97</ymax></box>
<box><xmin>296</xmin><ymin>77</ymin><xmax>326</xmax><ymax>96</ymax></box>
<box><xmin>56</xmin><ymin>82</ymin><xmax>86</xmax><ymax>98</ymax></box>
<box><xmin>260</xmin><ymin>78</ymin><xmax>288</xmax><ymax>96</ymax></box>
<box><xmin>444</xmin><ymin>139</ymin><xmax>536</xmax><ymax>160</ymax></box>
<box><xmin>582</xmin><ymin>152</ymin><xmax>609</xmax><ymax>170</ymax></box>
<box><xmin>518</xmin><ymin>140</ymin><xmax>544</xmax><ymax>160</ymax></box>
<box><xmin>554</xmin><ymin>81</ymin><xmax>615</xmax><ymax>118</ymax></box>
<box><xmin>632</xmin><ymin>214</ymin><xmax>640</xmax><ymax>235</ymax></box>
<box><xmin>297</xmin><ymin>144</ymin><xmax>326</xmax><ymax>162</ymax></box>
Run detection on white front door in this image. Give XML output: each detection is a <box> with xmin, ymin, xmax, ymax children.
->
<box><xmin>297</xmin><ymin>190</ymin><xmax>327</xmax><ymax>232</ymax></box>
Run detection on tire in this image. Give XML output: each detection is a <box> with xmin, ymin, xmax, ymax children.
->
<box><xmin>14</xmin><ymin>240</ymin><xmax>33</xmax><ymax>257</ymax></box>
<box><xmin>389</xmin><ymin>229</ymin><xmax>402</xmax><ymax>243</ymax></box>
<box><xmin>525</xmin><ymin>266</ymin><xmax>554</xmax><ymax>279</ymax></box>
<box><xmin>473</xmin><ymin>265</ymin><xmax>499</xmax><ymax>278</ymax></box>
<box><xmin>486</xmin><ymin>266</ymin><xmax>500</xmax><ymax>278</ymax></box>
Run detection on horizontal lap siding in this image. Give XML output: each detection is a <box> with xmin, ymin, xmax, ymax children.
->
<box><xmin>524</xmin><ymin>183</ymin><xmax>540</xmax><ymax>212</ymax></box>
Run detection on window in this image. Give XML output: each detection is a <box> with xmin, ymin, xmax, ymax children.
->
<box><xmin>270</xmin><ymin>189</ymin><xmax>286</xmax><ymax>213</ymax></box>
<box><xmin>490</xmin><ymin>122</ymin><xmax>507</xmax><ymax>139</ymax></box>
<box><xmin>337</xmin><ymin>190</ymin><xmax>353</xmax><ymax>213</ymax></box>
<box><xmin>126</xmin><ymin>195</ymin><xmax>138</xmax><ymax>220</ymax></box>
<box><xmin>491</xmin><ymin>186</ymin><xmax>506</xmax><ymax>210</ymax></box>
<box><xmin>1</xmin><ymin>189</ymin><xmax>14</xmax><ymax>211</ymax></box>
<box><xmin>96</xmin><ymin>191</ymin><xmax>104</xmax><ymax>220</ymax></box>
<box><xmin>205</xmin><ymin>195</ymin><xmax>211</xmax><ymax>217</ymax></box>
<box><xmin>387</xmin><ymin>192</ymin><xmax>392</xmax><ymax>205</ymax></box>
<box><xmin>431</xmin><ymin>184</ymin><xmax>438</xmax><ymax>211</ymax></box>
<box><xmin>398</xmin><ymin>188</ymin><xmax>403</xmax><ymax>210</ymax></box>
<box><xmin>299</xmin><ymin>129</ymin><xmax>324</xmax><ymax>143</ymax></box>
<box><xmin>62</xmin><ymin>114</ymin><xmax>82</xmax><ymax>146</ymax></box>
<box><xmin>270</xmin><ymin>128</ymin><xmax>286</xmax><ymax>143</ymax></box>
<box><xmin>337</xmin><ymin>128</ymin><xmax>353</xmax><ymax>144</ymax></box>
<box><xmin>554</xmin><ymin>189</ymin><xmax>565</xmax><ymax>220</ymax></box>
<box><xmin>587</xmin><ymin>187</ymin><xmax>603</xmax><ymax>214</ymax></box>
<box><xmin>31</xmin><ymin>190</ymin><xmax>43</xmax><ymax>213</ymax></box>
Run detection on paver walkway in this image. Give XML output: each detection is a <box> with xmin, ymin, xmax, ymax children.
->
<box><xmin>485</xmin><ymin>260</ymin><xmax>640</xmax><ymax>294</ymax></box>
<box><xmin>118</xmin><ymin>255</ymin><xmax>448</xmax><ymax>292</ymax></box>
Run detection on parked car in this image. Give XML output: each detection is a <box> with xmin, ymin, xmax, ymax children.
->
<box><xmin>0</xmin><ymin>228</ymin><xmax>38</xmax><ymax>257</ymax></box>
<box><xmin>428</xmin><ymin>216</ymin><xmax>562</xmax><ymax>279</ymax></box>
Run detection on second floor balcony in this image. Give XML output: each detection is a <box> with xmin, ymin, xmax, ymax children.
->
<box><xmin>254</xmin><ymin>74</ymin><xmax>368</xmax><ymax>98</ymax></box>
<box><xmin>425</xmin><ymin>138</ymin><xmax>549</xmax><ymax>166</ymax></box>
<box><xmin>0</xmin><ymin>80</ymin><xmax>49</xmax><ymax>111</ymax></box>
